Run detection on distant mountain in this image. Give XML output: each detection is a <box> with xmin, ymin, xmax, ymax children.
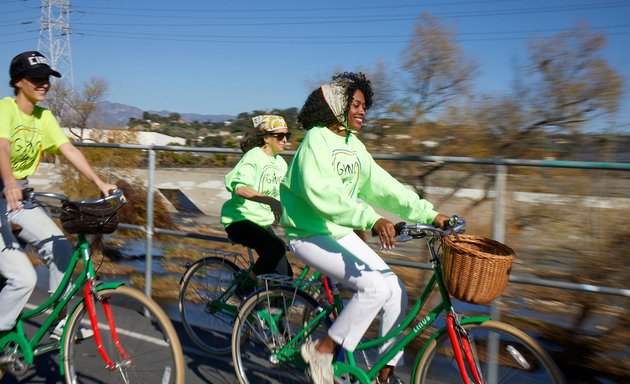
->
<box><xmin>94</xmin><ymin>100</ymin><xmax>235</xmax><ymax>127</ymax></box>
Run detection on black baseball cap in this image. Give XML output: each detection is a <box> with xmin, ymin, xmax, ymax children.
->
<box><xmin>10</xmin><ymin>51</ymin><xmax>61</xmax><ymax>80</ymax></box>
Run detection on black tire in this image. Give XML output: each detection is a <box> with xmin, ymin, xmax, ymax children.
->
<box><xmin>232</xmin><ymin>285</ymin><xmax>332</xmax><ymax>384</ymax></box>
<box><xmin>414</xmin><ymin>320</ymin><xmax>565</xmax><ymax>384</ymax></box>
<box><xmin>179</xmin><ymin>256</ymin><xmax>242</xmax><ymax>355</ymax></box>
<box><xmin>62</xmin><ymin>285</ymin><xmax>185</xmax><ymax>383</ymax></box>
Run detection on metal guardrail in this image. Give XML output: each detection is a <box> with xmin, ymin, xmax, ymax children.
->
<box><xmin>78</xmin><ymin>142</ymin><xmax>630</xmax><ymax>299</ymax></box>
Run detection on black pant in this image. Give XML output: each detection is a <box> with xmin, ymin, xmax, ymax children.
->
<box><xmin>225</xmin><ymin>220</ymin><xmax>293</xmax><ymax>277</ymax></box>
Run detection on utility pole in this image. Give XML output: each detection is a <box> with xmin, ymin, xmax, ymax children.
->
<box><xmin>38</xmin><ymin>0</ymin><xmax>74</xmax><ymax>91</ymax></box>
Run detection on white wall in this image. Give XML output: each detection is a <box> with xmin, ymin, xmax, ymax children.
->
<box><xmin>61</xmin><ymin>128</ymin><xmax>186</xmax><ymax>146</ymax></box>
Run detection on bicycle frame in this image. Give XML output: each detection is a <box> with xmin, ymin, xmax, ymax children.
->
<box><xmin>264</xmin><ymin>222</ymin><xmax>490</xmax><ymax>384</ymax></box>
<box><xmin>0</xmin><ymin>193</ymin><xmax>127</xmax><ymax>376</ymax></box>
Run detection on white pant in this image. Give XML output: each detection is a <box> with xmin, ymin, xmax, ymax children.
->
<box><xmin>0</xmin><ymin>190</ymin><xmax>72</xmax><ymax>331</ymax></box>
<box><xmin>289</xmin><ymin>231</ymin><xmax>408</xmax><ymax>366</ymax></box>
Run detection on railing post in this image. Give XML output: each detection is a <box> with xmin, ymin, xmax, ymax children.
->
<box><xmin>492</xmin><ymin>163</ymin><xmax>507</xmax><ymax>244</ymax></box>
<box><xmin>144</xmin><ymin>148</ymin><xmax>156</xmax><ymax>299</ymax></box>
<box><xmin>488</xmin><ymin>162</ymin><xmax>508</xmax><ymax>384</ymax></box>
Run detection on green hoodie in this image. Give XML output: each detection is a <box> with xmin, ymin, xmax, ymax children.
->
<box><xmin>280</xmin><ymin>127</ymin><xmax>438</xmax><ymax>239</ymax></box>
<box><xmin>221</xmin><ymin>146</ymin><xmax>287</xmax><ymax>228</ymax></box>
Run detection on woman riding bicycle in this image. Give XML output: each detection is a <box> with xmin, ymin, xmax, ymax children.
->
<box><xmin>220</xmin><ymin>115</ymin><xmax>293</xmax><ymax>296</ymax></box>
<box><xmin>279</xmin><ymin>72</ymin><xmax>450</xmax><ymax>384</ymax></box>
<box><xmin>0</xmin><ymin>51</ymin><xmax>118</xmax><ymax>339</ymax></box>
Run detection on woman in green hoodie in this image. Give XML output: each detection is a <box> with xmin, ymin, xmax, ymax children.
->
<box><xmin>280</xmin><ymin>72</ymin><xmax>450</xmax><ymax>384</ymax></box>
<box><xmin>220</xmin><ymin>115</ymin><xmax>293</xmax><ymax>296</ymax></box>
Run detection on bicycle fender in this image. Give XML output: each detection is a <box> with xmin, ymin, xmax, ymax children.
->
<box><xmin>93</xmin><ymin>281</ymin><xmax>125</xmax><ymax>291</ymax></box>
<box><xmin>409</xmin><ymin>315</ymin><xmax>490</xmax><ymax>383</ymax></box>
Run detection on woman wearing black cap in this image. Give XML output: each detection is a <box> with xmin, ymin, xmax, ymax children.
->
<box><xmin>0</xmin><ymin>51</ymin><xmax>119</xmax><ymax>340</ymax></box>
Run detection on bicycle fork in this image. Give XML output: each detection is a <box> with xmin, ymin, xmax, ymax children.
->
<box><xmin>446</xmin><ymin>312</ymin><xmax>484</xmax><ymax>384</ymax></box>
<box><xmin>83</xmin><ymin>283</ymin><xmax>130</xmax><ymax>370</ymax></box>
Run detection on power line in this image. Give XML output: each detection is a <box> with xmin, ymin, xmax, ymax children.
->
<box><xmin>62</xmin><ymin>23</ymin><xmax>630</xmax><ymax>46</ymax></box>
<box><xmin>70</xmin><ymin>0</ymin><xmax>628</xmax><ymax>15</ymax></box>
<box><xmin>59</xmin><ymin>1</ymin><xmax>630</xmax><ymax>30</ymax></box>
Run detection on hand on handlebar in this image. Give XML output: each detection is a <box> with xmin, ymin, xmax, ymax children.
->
<box><xmin>101</xmin><ymin>185</ymin><xmax>126</xmax><ymax>203</ymax></box>
<box><xmin>98</xmin><ymin>183</ymin><xmax>119</xmax><ymax>197</ymax></box>
<box><xmin>432</xmin><ymin>213</ymin><xmax>451</xmax><ymax>229</ymax></box>
<box><xmin>373</xmin><ymin>218</ymin><xmax>396</xmax><ymax>250</ymax></box>
<box><xmin>2</xmin><ymin>181</ymin><xmax>23</xmax><ymax>212</ymax></box>
<box><xmin>394</xmin><ymin>214</ymin><xmax>465</xmax><ymax>242</ymax></box>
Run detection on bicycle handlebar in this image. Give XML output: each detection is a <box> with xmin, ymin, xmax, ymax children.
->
<box><xmin>23</xmin><ymin>188</ymin><xmax>125</xmax><ymax>205</ymax></box>
<box><xmin>395</xmin><ymin>215</ymin><xmax>466</xmax><ymax>242</ymax></box>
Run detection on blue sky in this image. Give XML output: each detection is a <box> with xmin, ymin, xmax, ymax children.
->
<box><xmin>1</xmin><ymin>0</ymin><xmax>629</xmax><ymax>131</ymax></box>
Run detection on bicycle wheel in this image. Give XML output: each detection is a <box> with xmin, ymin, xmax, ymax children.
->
<box><xmin>179</xmin><ymin>256</ymin><xmax>242</xmax><ymax>354</ymax></box>
<box><xmin>232</xmin><ymin>285</ymin><xmax>332</xmax><ymax>384</ymax></box>
<box><xmin>62</xmin><ymin>285</ymin><xmax>185</xmax><ymax>384</ymax></box>
<box><xmin>415</xmin><ymin>320</ymin><xmax>564</xmax><ymax>384</ymax></box>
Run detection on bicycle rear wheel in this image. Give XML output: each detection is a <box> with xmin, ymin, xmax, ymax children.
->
<box><xmin>232</xmin><ymin>285</ymin><xmax>332</xmax><ymax>384</ymax></box>
<box><xmin>415</xmin><ymin>320</ymin><xmax>564</xmax><ymax>384</ymax></box>
<box><xmin>179</xmin><ymin>256</ymin><xmax>242</xmax><ymax>354</ymax></box>
<box><xmin>62</xmin><ymin>285</ymin><xmax>185</xmax><ymax>384</ymax></box>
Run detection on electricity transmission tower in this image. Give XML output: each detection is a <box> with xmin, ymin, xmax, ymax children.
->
<box><xmin>38</xmin><ymin>0</ymin><xmax>74</xmax><ymax>91</ymax></box>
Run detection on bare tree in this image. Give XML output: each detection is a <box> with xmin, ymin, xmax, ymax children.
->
<box><xmin>471</xmin><ymin>22</ymin><xmax>623</xmax><ymax>158</ymax></box>
<box><xmin>525</xmin><ymin>22</ymin><xmax>622</xmax><ymax>129</ymax></box>
<box><xmin>400</xmin><ymin>12</ymin><xmax>478</xmax><ymax>122</ymax></box>
<box><xmin>367</xmin><ymin>59</ymin><xmax>396</xmax><ymax>120</ymax></box>
<box><xmin>47</xmin><ymin>77</ymin><xmax>109</xmax><ymax>141</ymax></box>
<box><xmin>45</xmin><ymin>79</ymin><xmax>72</xmax><ymax>127</ymax></box>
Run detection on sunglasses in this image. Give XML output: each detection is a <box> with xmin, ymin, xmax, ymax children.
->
<box><xmin>269</xmin><ymin>132</ymin><xmax>292</xmax><ymax>141</ymax></box>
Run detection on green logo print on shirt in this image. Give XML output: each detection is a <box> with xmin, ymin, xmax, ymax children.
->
<box><xmin>11</xmin><ymin>125</ymin><xmax>42</xmax><ymax>174</ymax></box>
<box><xmin>332</xmin><ymin>148</ymin><xmax>361</xmax><ymax>198</ymax></box>
<box><xmin>259</xmin><ymin>164</ymin><xmax>283</xmax><ymax>201</ymax></box>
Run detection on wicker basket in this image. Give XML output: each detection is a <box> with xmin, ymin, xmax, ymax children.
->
<box><xmin>441</xmin><ymin>234</ymin><xmax>515</xmax><ymax>305</ymax></box>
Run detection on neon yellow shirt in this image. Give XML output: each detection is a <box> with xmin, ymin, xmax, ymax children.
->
<box><xmin>0</xmin><ymin>97</ymin><xmax>69</xmax><ymax>179</ymax></box>
<box><xmin>280</xmin><ymin>127</ymin><xmax>438</xmax><ymax>239</ymax></box>
<box><xmin>220</xmin><ymin>146</ymin><xmax>288</xmax><ymax>228</ymax></box>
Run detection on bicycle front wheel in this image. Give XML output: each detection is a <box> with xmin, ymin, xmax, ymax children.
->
<box><xmin>63</xmin><ymin>285</ymin><xmax>185</xmax><ymax>384</ymax></box>
<box><xmin>232</xmin><ymin>286</ymin><xmax>332</xmax><ymax>384</ymax></box>
<box><xmin>415</xmin><ymin>320</ymin><xmax>564</xmax><ymax>384</ymax></box>
<box><xmin>179</xmin><ymin>256</ymin><xmax>242</xmax><ymax>354</ymax></box>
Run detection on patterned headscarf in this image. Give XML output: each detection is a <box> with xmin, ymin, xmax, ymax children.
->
<box><xmin>252</xmin><ymin>115</ymin><xmax>288</xmax><ymax>132</ymax></box>
<box><xmin>320</xmin><ymin>79</ymin><xmax>354</xmax><ymax>131</ymax></box>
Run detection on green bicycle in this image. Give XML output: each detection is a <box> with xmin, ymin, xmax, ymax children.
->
<box><xmin>231</xmin><ymin>216</ymin><xmax>565</xmax><ymax>384</ymax></box>
<box><xmin>178</xmin><ymin>244</ymin><xmax>322</xmax><ymax>355</ymax></box>
<box><xmin>0</xmin><ymin>188</ymin><xmax>185</xmax><ymax>383</ymax></box>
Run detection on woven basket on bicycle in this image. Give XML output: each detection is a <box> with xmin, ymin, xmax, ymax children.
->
<box><xmin>441</xmin><ymin>234</ymin><xmax>515</xmax><ymax>305</ymax></box>
<box><xmin>59</xmin><ymin>200</ymin><xmax>122</xmax><ymax>234</ymax></box>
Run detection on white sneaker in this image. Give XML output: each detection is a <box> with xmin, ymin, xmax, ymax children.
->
<box><xmin>301</xmin><ymin>338</ymin><xmax>334</xmax><ymax>384</ymax></box>
<box><xmin>50</xmin><ymin>317</ymin><xmax>94</xmax><ymax>341</ymax></box>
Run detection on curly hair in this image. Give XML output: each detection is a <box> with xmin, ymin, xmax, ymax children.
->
<box><xmin>239</xmin><ymin>128</ymin><xmax>267</xmax><ymax>153</ymax></box>
<box><xmin>297</xmin><ymin>72</ymin><xmax>374</xmax><ymax>130</ymax></box>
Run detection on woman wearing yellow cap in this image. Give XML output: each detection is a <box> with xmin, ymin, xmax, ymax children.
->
<box><xmin>220</xmin><ymin>115</ymin><xmax>293</xmax><ymax>296</ymax></box>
